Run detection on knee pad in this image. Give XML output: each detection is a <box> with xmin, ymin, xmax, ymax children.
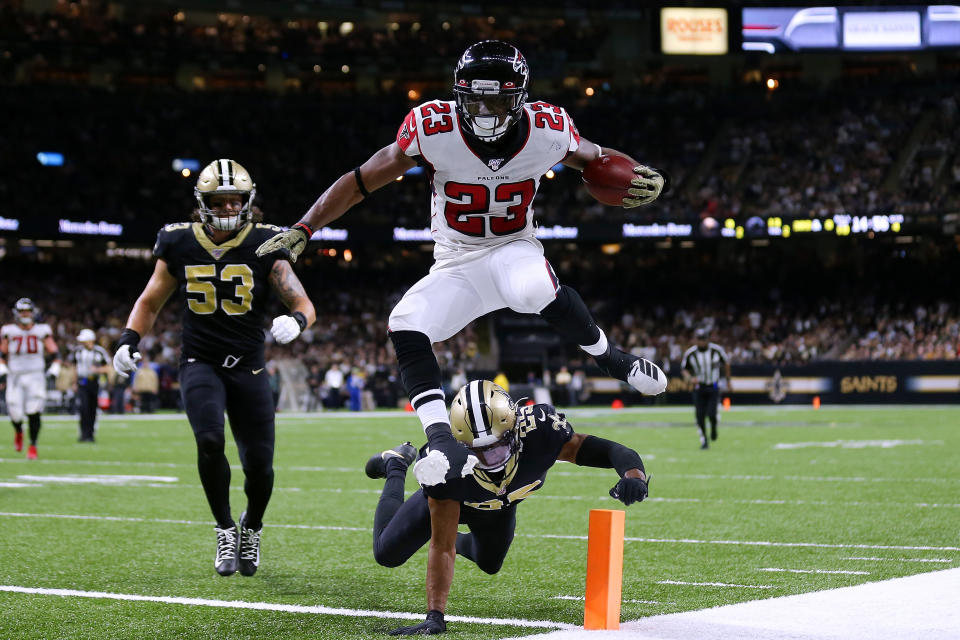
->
<box><xmin>195</xmin><ymin>431</ymin><xmax>226</xmax><ymax>457</ymax></box>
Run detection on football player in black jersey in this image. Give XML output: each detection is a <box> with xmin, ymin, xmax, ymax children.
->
<box><xmin>365</xmin><ymin>380</ymin><xmax>650</xmax><ymax>635</ymax></box>
<box><xmin>113</xmin><ymin>159</ymin><xmax>316</xmax><ymax>578</ymax></box>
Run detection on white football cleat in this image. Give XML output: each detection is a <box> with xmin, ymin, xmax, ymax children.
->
<box><xmin>626</xmin><ymin>357</ymin><xmax>667</xmax><ymax>396</ymax></box>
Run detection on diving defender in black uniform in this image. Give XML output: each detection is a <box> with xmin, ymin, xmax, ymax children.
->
<box><xmin>114</xmin><ymin>159</ymin><xmax>316</xmax><ymax>577</ymax></box>
<box><xmin>365</xmin><ymin>380</ymin><xmax>651</xmax><ymax>635</ymax></box>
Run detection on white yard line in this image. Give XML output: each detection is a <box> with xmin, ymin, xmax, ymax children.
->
<box><xmin>757</xmin><ymin>568</ymin><xmax>870</xmax><ymax>575</ymax></box>
<box><xmin>4</xmin><ymin>511</ymin><xmax>959</xmax><ymax>553</ymax></box>
<box><xmin>0</xmin><ymin>585</ymin><xmax>577</xmax><ymax>630</ymax></box>
<box><xmin>5</xmin><ymin>458</ymin><xmax>958</xmax><ymax>492</ymax></box>
<box><xmin>656</xmin><ymin>580</ymin><xmax>774</xmax><ymax>590</ymax></box>
<box><xmin>842</xmin><ymin>556</ymin><xmax>954</xmax><ymax>564</ymax></box>
<box><xmin>553</xmin><ymin>596</ymin><xmax>665</xmax><ymax>605</ymax></box>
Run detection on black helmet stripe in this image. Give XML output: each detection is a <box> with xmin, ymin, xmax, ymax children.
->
<box><xmin>219</xmin><ymin>159</ymin><xmax>231</xmax><ymax>187</ymax></box>
<box><xmin>466</xmin><ymin>380</ymin><xmax>490</xmax><ymax>437</ymax></box>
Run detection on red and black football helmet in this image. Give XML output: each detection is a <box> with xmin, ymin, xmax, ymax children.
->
<box><xmin>453</xmin><ymin>40</ymin><xmax>529</xmax><ymax>142</ymax></box>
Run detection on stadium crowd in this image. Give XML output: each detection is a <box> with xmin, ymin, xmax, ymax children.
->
<box><xmin>1</xmin><ymin>241</ymin><xmax>957</xmax><ymax>412</ymax></box>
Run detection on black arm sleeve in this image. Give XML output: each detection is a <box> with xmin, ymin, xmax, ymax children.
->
<box><xmin>575</xmin><ymin>435</ymin><xmax>644</xmax><ymax>477</ymax></box>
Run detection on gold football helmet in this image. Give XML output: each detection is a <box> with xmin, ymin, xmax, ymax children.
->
<box><xmin>450</xmin><ymin>380</ymin><xmax>519</xmax><ymax>471</ymax></box>
<box><xmin>194</xmin><ymin>159</ymin><xmax>257</xmax><ymax>231</ymax></box>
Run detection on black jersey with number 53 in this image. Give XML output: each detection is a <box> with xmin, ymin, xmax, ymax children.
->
<box><xmin>153</xmin><ymin>222</ymin><xmax>283</xmax><ymax>368</ymax></box>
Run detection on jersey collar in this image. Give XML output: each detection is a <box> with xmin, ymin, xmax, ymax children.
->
<box><xmin>191</xmin><ymin>222</ymin><xmax>253</xmax><ymax>260</ymax></box>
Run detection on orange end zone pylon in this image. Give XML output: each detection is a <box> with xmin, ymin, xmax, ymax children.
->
<box><xmin>584</xmin><ymin>509</ymin><xmax>625</xmax><ymax>630</ymax></box>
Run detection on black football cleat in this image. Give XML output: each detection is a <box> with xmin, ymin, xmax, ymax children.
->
<box><xmin>237</xmin><ymin>511</ymin><xmax>261</xmax><ymax>577</ymax></box>
<box><xmin>365</xmin><ymin>442</ymin><xmax>418</xmax><ymax>479</ymax></box>
<box><xmin>214</xmin><ymin>524</ymin><xmax>239</xmax><ymax>576</ymax></box>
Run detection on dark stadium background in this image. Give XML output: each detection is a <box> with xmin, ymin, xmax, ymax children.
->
<box><xmin>1</xmin><ymin>0</ymin><xmax>958</xmax><ymax>412</ymax></box>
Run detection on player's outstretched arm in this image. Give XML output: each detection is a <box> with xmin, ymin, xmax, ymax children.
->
<box><xmin>388</xmin><ymin>497</ymin><xmax>458</xmax><ymax>636</ymax></box>
<box><xmin>267</xmin><ymin>260</ymin><xmax>316</xmax><ymax>345</ymax></box>
<box><xmin>114</xmin><ymin>259</ymin><xmax>177</xmax><ymax>377</ymax></box>
<box><xmin>256</xmin><ymin>142</ymin><xmax>416</xmax><ymax>262</ymax></box>
<box><xmin>558</xmin><ymin>432</ymin><xmax>650</xmax><ymax>506</ymax></box>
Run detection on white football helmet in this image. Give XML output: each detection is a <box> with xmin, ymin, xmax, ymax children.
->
<box><xmin>13</xmin><ymin>298</ymin><xmax>35</xmax><ymax>326</ymax></box>
<box><xmin>194</xmin><ymin>159</ymin><xmax>257</xmax><ymax>231</ymax></box>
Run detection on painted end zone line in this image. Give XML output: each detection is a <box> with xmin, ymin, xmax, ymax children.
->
<box><xmin>0</xmin><ymin>585</ymin><xmax>577</xmax><ymax>631</ymax></box>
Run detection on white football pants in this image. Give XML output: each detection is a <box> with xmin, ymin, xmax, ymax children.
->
<box><xmin>6</xmin><ymin>371</ymin><xmax>46</xmax><ymax>422</ymax></box>
<box><xmin>388</xmin><ymin>239</ymin><xmax>560</xmax><ymax>343</ymax></box>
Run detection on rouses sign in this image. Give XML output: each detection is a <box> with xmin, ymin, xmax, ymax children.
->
<box><xmin>661</xmin><ymin>7</ymin><xmax>729</xmax><ymax>55</ymax></box>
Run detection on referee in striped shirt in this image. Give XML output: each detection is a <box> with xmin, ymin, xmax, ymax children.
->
<box><xmin>681</xmin><ymin>328</ymin><xmax>731</xmax><ymax>449</ymax></box>
<box><xmin>73</xmin><ymin>329</ymin><xmax>111</xmax><ymax>442</ymax></box>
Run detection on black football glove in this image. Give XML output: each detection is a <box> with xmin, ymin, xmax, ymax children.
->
<box><xmin>389</xmin><ymin>610</ymin><xmax>446</xmax><ymax>635</ymax></box>
<box><xmin>413</xmin><ymin>426</ymin><xmax>477</xmax><ymax>486</ymax></box>
<box><xmin>609</xmin><ymin>474</ymin><xmax>651</xmax><ymax>506</ymax></box>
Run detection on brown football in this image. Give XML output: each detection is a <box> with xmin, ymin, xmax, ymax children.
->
<box><xmin>582</xmin><ymin>154</ymin><xmax>636</xmax><ymax>206</ymax></box>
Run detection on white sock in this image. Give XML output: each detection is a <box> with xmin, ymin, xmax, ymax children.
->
<box><xmin>580</xmin><ymin>329</ymin><xmax>609</xmax><ymax>357</ymax></box>
<box><xmin>413</xmin><ymin>394</ymin><xmax>449</xmax><ymax>430</ymax></box>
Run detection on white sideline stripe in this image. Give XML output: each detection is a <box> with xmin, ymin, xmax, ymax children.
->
<box><xmin>0</xmin><ymin>585</ymin><xmax>577</xmax><ymax>630</ymax></box>
<box><xmin>657</xmin><ymin>580</ymin><xmax>774</xmax><ymax>590</ymax></box>
<box><xmin>4</xmin><ymin>512</ymin><xmax>960</xmax><ymax>552</ymax></box>
<box><xmin>758</xmin><ymin>568</ymin><xmax>870</xmax><ymax>575</ymax></box>
<box><xmin>0</xmin><ymin>482</ymin><xmax>38</xmax><ymax>488</ymax></box>
<box><xmin>843</xmin><ymin>556</ymin><xmax>954</xmax><ymax>563</ymax></box>
<box><xmin>553</xmin><ymin>595</ymin><xmax>664</xmax><ymax>605</ymax></box>
<box><xmin>773</xmin><ymin>439</ymin><xmax>932</xmax><ymax>450</ymax></box>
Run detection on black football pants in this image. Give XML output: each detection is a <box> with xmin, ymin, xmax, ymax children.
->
<box><xmin>76</xmin><ymin>377</ymin><xmax>99</xmax><ymax>440</ymax></box>
<box><xmin>372</xmin><ymin>474</ymin><xmax>517</xmax><ymax>575</ymax></box>
<box><xmin>180</xmin><ymin>361</ymin><xmax>275</xmax><ymax>530</ymax></box>
<box><xmin>693</xmin><ymin>383</ymin><xmax>719</xmax><ymax>438</ymax></box>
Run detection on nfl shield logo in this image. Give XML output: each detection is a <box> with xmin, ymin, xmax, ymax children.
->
<box><xmin>211</xmin><ymin>248</ymin><xmax>226</xmax><ymax>260</ymax></box>
<box><xmin>488</xmin><ymin>158</ymin><xmax>505</xmax><ymax>172</ymax></box>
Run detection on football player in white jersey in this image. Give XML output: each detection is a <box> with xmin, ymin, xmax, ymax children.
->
<box><xmin>257</xmin><ymin>40</ymin><xmax>668</xmax><ymax>488</ymax></box>
<box><xmin>0</xmin><ymin>298</ymin><xmax>61</xmax><ymax>459</ymax></box>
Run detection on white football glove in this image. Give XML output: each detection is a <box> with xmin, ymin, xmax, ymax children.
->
<box><xmin>46</xmin><ymin>361</ymin><xmax>61</xmax><ymax>378</ymax></box>
<box><xmin>113</xmin><ymin>344</ymin><xmax>141</xmax><ymax>378</ymax></box>
<box><xmin>0</xmin><ymin>362</ymin><xmax>9</xmax><ymax>377</ymax></box>
<box><xmin>271</xmin><ymin>315</ymin><xmax>301</xmax><ymax>344</ymax></box>
<box><xmin>413</xmin><ymin>449</ymin><xmax>479</xmax><ymax>486</ymax></box>
<box><xmin>623</xmin><ymin>165</ymin><xmax>665</xmax><ymax>208</ymax></box>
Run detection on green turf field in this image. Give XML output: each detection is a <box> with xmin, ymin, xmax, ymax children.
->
<box><xmin>1</xmin><ymin>406</ymin><xmax>958</xmax><ymax>639</ymax></box>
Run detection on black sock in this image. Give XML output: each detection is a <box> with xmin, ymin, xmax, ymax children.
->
<box><xmin>27</xmin><ymin>413</ymin><xmax>41</xmax><ymax>445</ymax></box>
<box><xmin>12</xmin><ymin>421</ymin><xmax>22</xmax><ymax>434</ymax></box>
<box><xmin>539</xmin><ymin>286</ymin><xmax>601</xmax><ymax>347</ymax></box>
<box><xmin>241</xmin><ymin>468</ymin><xmax>273</xmax><ymax>531</ymax></box>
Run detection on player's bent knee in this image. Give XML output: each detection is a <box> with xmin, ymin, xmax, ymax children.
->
<box><xmin>372</xmin><ymin>544</ymin><xmax>407</xmax><ymax>568</ymax></box>
<box><xmin>476</xmin><ymin>558</ymin><xmax>505</xmax><ymax>575</ymax></box>
<box><xmin>508</xmin><ymin>280</ymin><xmax>557</xmax><ymax>315</ymax></box>
<box><xmin>195</xmin><ymin>431</ymin><xmax>226</xmax><ymax>456</ymax></box>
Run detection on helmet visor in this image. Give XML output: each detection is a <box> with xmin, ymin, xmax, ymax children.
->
<box><xmin>469</xmin><ymin>432</ymin><xmax>515</xmax><ymax>470</ymax></box>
